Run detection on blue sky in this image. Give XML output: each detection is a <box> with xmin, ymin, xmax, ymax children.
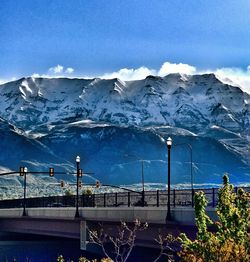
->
<box><xmin>0</xmin><ymin>0</ymin><xmax>250</xmax><ymax>90</ymax></box>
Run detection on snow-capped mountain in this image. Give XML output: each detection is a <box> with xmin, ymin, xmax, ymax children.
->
<box><xmin>0</xmin><ymin>74</ymin><xmax>249</xmax><ymax>190</ymax></box>
<box><xmin>0</xmin><ymin>74</ymin><xmax>249</xmax><ymax>133</ymax></box>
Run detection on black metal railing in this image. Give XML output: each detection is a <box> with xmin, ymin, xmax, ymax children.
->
<box><xmin>0</xmin><ymin>187</ymin><xmax>249</xmax><ymax>209</ymax></box>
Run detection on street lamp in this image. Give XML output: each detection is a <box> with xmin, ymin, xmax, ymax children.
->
<box><xmin>124</xmin><ymin>154</ymin><xmax>145</xmax><ymax>206</ymax></box>
<box><xmin>166</xmin><ymin>137</ymin><xmax>172</xmax><ymax>221</ymax></box>
<box><xmin>184</xmin><ymin>144</ymin><xmax>193</xmax><ymax>192</ymax></box>
<box><xmin>20</xmin><ymin>166</ymin><xmax>28</xmax><ymax>216</ymax></box>
<box><xmin>140</xmin><ymin>159</ymin><xmax>145</xmax><ymax>206</ymax></box>
<box><xmin>75</xmin><ymin>155</ymin><xmax>81</xmax><ymax>218</ymax></box>
<box><xmin>173</xmin><ymin>143</ymin><xmax>194</xmax><ymax>206</ymax></box>
<box><xmin>181</xmin><ymin>143</ymin><xmax>194</xmax><ymax>207</ymax></box>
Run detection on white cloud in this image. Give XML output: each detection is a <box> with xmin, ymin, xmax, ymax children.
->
<box><xmin>99</xmin><ymin>62</ymin><xmax>249</xmax><ymax>94</ymax></box>
<box><xmin>0</xmin><ymin>77</ymin><xmax>17</xmax><ymax>85</ymax></box>
<box><xmin>213</xmin><ymin>66</ymin><xmax>250</xmax><ymax>94</ymax></box>
<box><xmin>100</xmin><ymin>62</ymin><xmax>197</xmax><ymax>81</ymax></box>
<box><xmin>49</xmin><ymin>64</ymin><xmax>64</xmax><ymax>74</ymax></box>
<box><xmin>101</xmin><ymin>67</ymin><xmax>156</xmax><ymax>81</ymax></box>
<box><xmin>3</xmin><ymin>61</ymin><xmax>249</xmax><ymax>94</ymax></box>
<box><xmin>158</xmin><ymin>62</ymin><xmax>197</xmax><ymax>76</ymax></box>
<box><xmin>47</xmin><ymin>65</ymin><xmax>74</xmax><ymax>75</ymax></box>
<box><xmin>31</xmin><ymin>73</ymin><xmax>41</xmax><ymax>78</ymax></box>
<box><xmin>65</xmin><ymin>67</ymin><xmax>74</xmax><ymax>74</ymax></box>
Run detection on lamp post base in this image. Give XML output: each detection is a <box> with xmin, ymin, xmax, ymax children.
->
<box><xmin>75</xmin><ymin>210</ymin><xmax>80</xmax><ymax>218</ymax></box>
<box><xmin>22</xmin><ymin>210</ymin><xmax>27</xmax><ymax>216</ymax></box>
<box><xmin>166</xmin><ymin>211</ymin><xmax>171</xmax><ymax>222</ymax></box>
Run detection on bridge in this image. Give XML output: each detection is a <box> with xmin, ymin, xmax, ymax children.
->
<box><xmin>2</xmin><ymin>155</ymin><xmax>248</xmax><ymax>249</ymax></box>
<box><xmin>0</xmin><ymin>187</ymin><xmax>233</xmax><ymax>248</ymax></box>
<box><xmin>0</xmin><ymin>206</ymin><xmax>218</xmax><ymax>248</ymax></box>
<box><xmin>0</xmin><ymin>186</ymin><xmax>249</xmax><ymax>249</ymax></box>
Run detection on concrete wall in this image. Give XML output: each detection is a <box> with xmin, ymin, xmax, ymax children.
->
<box><xmin>0</xmin><ymin>207</ymin><xmax>218</xmax><ymax>246</ymax></box>
<box><xmin>0</xmin><ymin>206</ymin><xmax>217</xmax><ymax>225</ymax></box>
<box><xmin>0</xmin><ymin>217</ymin><xmax>80</xmax><ymax>239</ymax></box>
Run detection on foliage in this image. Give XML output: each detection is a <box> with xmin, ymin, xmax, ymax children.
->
<box><xmin>82</xmin><ymin>188</ymin><xmax>93</xmax><ymax>195</ymax></box>
<box><xmin>57</xmin><ymin>255</ymin><xmax>112</xmax><ymax>262</ymax></box>
<box><xmin>179</xmin><ymin>174</ymin><xmax>250</xmax><ymax>262</ymax></box>
<box><xmin>88</xmin><ymin>219</ymin><xmax>148</xmax><ymax>262</ymax></box>
<box><xmin>65</xmin><ymin>189</ymin><xmax>73</xmax><ymax>196</ymax></box>
<box><xmin>133</xmin><ymin>198</ymin><xmax>147</xmax><ymax>207</ymax></box>
<box><xmin>153</xmin><ymin>234</ymin><xmax>177</xmax><ymax>262</ymax></box>
<box><xmin>81</xmin><ymin>187</ymin><xmax>95</xmax><ymax>207</ymax></box>
<box><xmin>57</xmin><ymin>255</ymin><xmax>65</xmax><ymax>262</ymax></box>
<box><xmin>78</xmin><ymin>257</ymin><xmax>97</xmax><ymax>262</ymax></box>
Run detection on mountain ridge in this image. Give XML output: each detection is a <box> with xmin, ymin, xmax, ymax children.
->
<box><xmin>0</xmin><ymin>73</ymin><xmax>249</xmax><ymax>134</ymax></box>
<box><xmin>0</xmin><ymin>73</ymin><xmax>249</xmax><ymax>190</ymax></box>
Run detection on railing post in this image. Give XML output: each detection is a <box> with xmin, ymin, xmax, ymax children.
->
<box><xmin>142</xmin><ymin>191</ymin><xmax>145</xmax><ymax>207</ymax></box>
<box><xmin>115</xmin><ymin>192</ymin><xmax>118</xmax><ymax>207</ymax></box>
<box><xmin>173</xmin><ymin>189</ymin><xmax>176</xmax><ymax>207</ymax></box>
<box><xmin>192</xmin><ymin>188</ymin><xmax>194</xmax><ymax>207</ymax></box>
<box><xmin>82</xmin><ymin>194</ymin><xmax>85</xmax><ymax>207</ymax></box>
<box><xmin>157</xmin><ymin>190</ymin><xmax>159</xmax><ymax>207</ymax></box>
<box><xmin>104</xmin><ymin>193</ymin><xmax>106</xmax><ymax>207</ymax></box>
<box><xmin>92</xmin><ymin>193</ymin><xmax>95</xmax><ymax>207</ymax></box>
<box><xmin>212</xmin><ymin>188</ymin><xmax>215</xmax><ymax>208</ymax></box>
<box><xmin>128</xmin><ymin>192</ymin><xmax>130</xmax><ymax>207</ymax></box>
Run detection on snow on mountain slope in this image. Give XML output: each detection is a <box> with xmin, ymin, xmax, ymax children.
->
<box><xmin>38</xmin><ymin>124</ymin><xmax>249</xmax><ymax>185</ymax></box>
<box><xmin>0</xmin><ymin>74</ymin><xmax>249</xmax><ymax>133</ymax></box>
<box><xmin>0</xmin><ymin>117</ymin><xmax>74</xmax><ymax>177</ymax></box>
<box><xmin>0</xmin><ymin>73</ymin><xmax>249</xmax><ymax>187</ymax></box>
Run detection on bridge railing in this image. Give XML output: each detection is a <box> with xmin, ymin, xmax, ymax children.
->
<box><xmin>0</xmin><ymin>187</ymin><xmax>249</xmax><ymax>209</ymax></box>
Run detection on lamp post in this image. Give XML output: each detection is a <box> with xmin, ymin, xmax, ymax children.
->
<box><xmin>20</xmin><ymin>166</ymin><xmax>28</xmax><ymax>216</ymax></box>
<box><xmin>166</xmin><ymin>137</ymin><xmax>172</xmax><ymax>221</ymax></box>
<box><xmin>173</xmin><ymin>143</ymin><xmax>194</xmax><ymax>206</ymax></box>
<box><xmin>75</xmin><ymin>155</ymin><xmax>80</xmax><ymax>218</ymax></box>
<box><xmin>184</xmin><ymin>144</ymin><xmax>194</xmax><ymax>207</ymax></box>
<box><xmin>176</xmin><ymin>143</ymin><xmax>193</xmax><ymax>190</ymax></box>
<box><xmin>141</xmin><ymin>159</ymin><xmax>145</xmax><ymax>206</ymax></box>
<box><xmin>184</xmin><ymin>144</ymin><xmax>194</xmax><ymax>206</ymax></box>
<box><xmin>124</xmin><ymin>154</ymin><xmax>145</xmax><ymax>206</ymax></box>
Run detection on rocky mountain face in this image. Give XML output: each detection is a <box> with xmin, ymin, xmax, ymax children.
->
<box><xmin>0</xmin><ymin>74</ymin><xmax>249</xmax><ymax>189</ymax></box>
<box><xmin>0</xmin><ymin>74</ymin><xmax>249</xmax><ymax>132</ymax></box>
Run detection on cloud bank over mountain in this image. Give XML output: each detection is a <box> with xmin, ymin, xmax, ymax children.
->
<box><xmin>1</xmin><ymin>61</ymin><xmax>250</xmax><ymax>94</ymax></box>
<box><xmin>99</xmin><ymin>62</ymin><xmax>250</xmax><ymax>94</ymax></box>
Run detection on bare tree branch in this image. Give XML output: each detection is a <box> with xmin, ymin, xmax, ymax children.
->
<box><xmin>88</xmin><ymin>220</ymin><xmax>148</xmax><ymax>262</ymax></box>
<box><xmin>153</xmin><ymin>233</ymin><xmax>177</xmax><ymax>262</ymax></box>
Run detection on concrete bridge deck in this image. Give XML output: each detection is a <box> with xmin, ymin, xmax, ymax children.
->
<box><xmin>0</xmin><ymin>206</ymin><xmax>217</xmax><ymax>225</ymax></box>
<box><xmin>0</xmin><ymin>206</ymin><xmax>217</xmax><ymax>248</ymax></box>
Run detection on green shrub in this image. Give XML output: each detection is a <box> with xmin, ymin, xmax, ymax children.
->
<box><xmin>179</xmin><ymin>174</ymin><xmax>250</xmax><ymax>262</ymax></box>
